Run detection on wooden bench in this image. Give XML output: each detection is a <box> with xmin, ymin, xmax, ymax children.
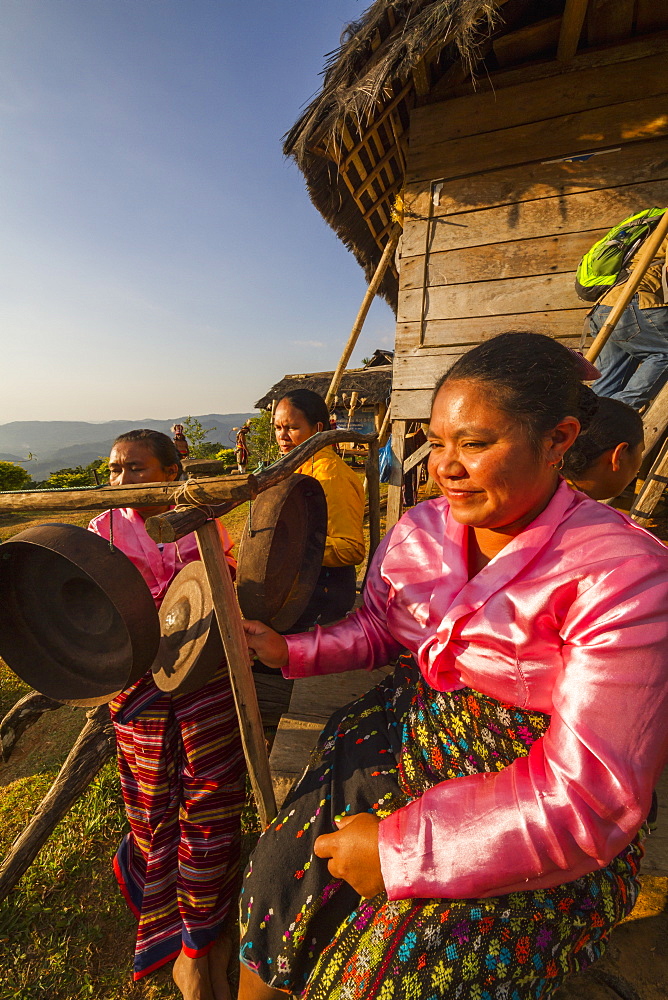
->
<box><xmin>269</xmin><ymin>666</ymin><xmax>392</xmax><ymax>807</ymax></box>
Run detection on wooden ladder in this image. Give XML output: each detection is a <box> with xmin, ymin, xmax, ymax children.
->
<box><xmin>631</xmin><ymin>379</ymin><xmax>668</xmax><ymax>524</ymax></box>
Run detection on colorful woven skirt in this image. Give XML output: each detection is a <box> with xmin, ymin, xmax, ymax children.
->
<box><xmin>110</xmin><ymin>665</ymin><xmax>246</xmax><ymax>979</ymax></box>
<box><xmin>239</xmin><ymin>657</ymin><xmax>643</xmax><ymax>999</ymax></box>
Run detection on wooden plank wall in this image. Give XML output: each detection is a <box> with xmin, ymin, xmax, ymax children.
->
<box><xmin>392</xmin><ymin>49</ymin><xmax>668</xmax><ymax>420</ymax></box>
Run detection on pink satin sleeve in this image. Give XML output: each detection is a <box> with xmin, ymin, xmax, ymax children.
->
<box><xmin>378</xmin><ymin>555</ymin><xmax>668</xmax><ymax>900</ymax></box>
<box><xmin>283</xmin><ymin>534</ymin><xmax>403</xmax><ymax>679</ymax></box>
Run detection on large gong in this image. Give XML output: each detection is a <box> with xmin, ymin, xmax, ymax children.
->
<box><xmin>0</xmin><ymin>523</ymin><xmax>160</xmax><ymax>705</ymax></box>
<box><xmin>236</xmin><ymin>473</ymin><xmax>327</xmax><ymax>632</ymax></box>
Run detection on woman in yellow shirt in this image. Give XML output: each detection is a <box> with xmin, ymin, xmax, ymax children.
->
<box><xmin>273</xmin><ymin>388</ymin><xmax>365</xmax><ymax>627</ymax></box>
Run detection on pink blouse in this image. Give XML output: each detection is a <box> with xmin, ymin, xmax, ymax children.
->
<box><xmin>88</xmin><ymin>507</ymin><xmax>236</xmax><ymax>607</ymax></box>
<box><xmin>284</xmin><ymin>481</ymin><xmax>668</xmax><ymax>901</ymax></box>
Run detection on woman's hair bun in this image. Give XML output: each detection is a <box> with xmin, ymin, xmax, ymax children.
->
<box><xmin>434</xmin><ymin>332</ymin><xmax>600</xmax><ymax>450</ymax></box>
<box><xmin>576</xmin><ymin>383</ymin><xmax>599</xmax><ymax>434</ymax></box>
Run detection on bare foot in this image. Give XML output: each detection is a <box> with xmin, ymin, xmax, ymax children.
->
<box><xmin>173</xmin><ymin>949</ymin><xmax>215</xmax><ymax>1000</ymax></box>
<box><xmin>237</xmin><ymin>963</ymin><xmax>287</xmax><ymax>1000</ymax></box>
<box><xmin>208</xmin><ymin>932</ymin><xmax>234</xmax><ymax>1000</ymax></box>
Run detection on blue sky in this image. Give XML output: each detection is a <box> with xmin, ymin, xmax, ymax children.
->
<box><xmin>0</xmin><ymin>1</ymin><xmax>395</xmax><ymax>422</ymax></box>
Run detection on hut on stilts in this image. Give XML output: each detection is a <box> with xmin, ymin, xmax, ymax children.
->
<box><xmin>284</xmin><ymin>0</ymin><xmax>668</xmax><ymax>527</ymax></box>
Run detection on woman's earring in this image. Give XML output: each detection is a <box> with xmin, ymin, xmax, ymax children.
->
<box><xmin>553</xmin><ymin>457</ymin><xmax>565</xmax><ymax>471</ymax></box>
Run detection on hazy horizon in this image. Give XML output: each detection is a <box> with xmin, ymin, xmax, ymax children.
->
<box><xmin>0</xmin><ymin>411</ymin><xmax>255</xmax><ymax>428</ymax></box>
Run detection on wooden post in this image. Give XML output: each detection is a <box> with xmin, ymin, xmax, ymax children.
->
<box><xmin>325</xmin><ymin>224</ymin><xmax>402</xmax><ymax>407</ymax></box>
<box><xmin>585</xmin><ymin>210</ymin><xmax>668</xmax><ymax>363</ymax></box>
<box><xmin>195</xmin><ymin>520</ymin><xmax>276</xmax><ymax>829</ymax></box>
<box><xmin>0</xmin><ymin>705</ymin><xmax>115</xmax><ymax>903</ymax></box>
<box><xmin>630</xmin><ymin>437</ymin><xmax>668</xmax><ymax>524</ymax></box>
<box><xmin>365</xmin><ymin>438</ymin><xmax>381</xmax><ymax>562</ymax></box>
<box><xmin>402</xmin><ymin>439</ymin><xmax>431</xmax><ymax>477</ymax></box>
<box><xmin>386</xmin><ymin>420</ymin><xmax>407</xmax><ymax>530</ymax></box>
<box><xmin>642</xmin><ymin>380</ymin><xmax>668</xmax><ymax>459</ymax></box>
<box><xmin>557</xmin><ymin>0</ymin><xmax>590</xmax><ymax>61</ymax></box>
<box><xmin>347</xmin><ymin>392</ymin><xmax>359</xmax><ymax>428</ymax></box>
<box><xmin>1</xmin><ymin>691</ymin><xmax>63</xmax><ymax>762</ymax></box>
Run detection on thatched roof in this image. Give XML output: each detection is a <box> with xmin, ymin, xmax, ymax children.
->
<box><xmin>284</xmin><ymin>1</ymin><xmax>503</xmax><ymax>310</ymax></box>
<box><xmin>255</xmin><ymin>365</ymin><xmax>392</xmax><ymax>411</ymax></box>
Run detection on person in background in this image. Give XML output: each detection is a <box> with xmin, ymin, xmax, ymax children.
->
<box><xmin>562</xmin><ymin>396</ymin><xmax>644</xmax><ymax>500</ymax></box>
<box><xmin>172</xmin><ymin>423</ymin><xmax>190</xmax><ymax>461</ymax></box>
<box><xmin>89</xmin><ymin>429</ymin><xmax>244</xmax><ymax>1000</ymax></box>
<box><xmin>236</xmin><ymin>333</ymin><xmax>668</xmax><ymax>1000</ymax></box>
<box><xmin>590</xmin><ymin>233</ymin><xmax>668</xmax><ymax>409</ymax></box>
<box><xmin>235</xmin><ymin>423</ymin><xmax>250</xmax><ymax>474</ymax></box>
<box><xmin>273</xmin><ymin>389</ymin><xmax>365</xmax><ymax>627</ymax></box>
<box><xmin>329</xmin><ymin>410</ymin><xmax>342</xmax><ymax>455</ymax></box>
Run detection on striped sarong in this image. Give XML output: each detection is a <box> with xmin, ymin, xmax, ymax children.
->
<box><xmin>110</xmin><ymin>664</ymin><xmax>245</xmax><ymax>979</ymax></box>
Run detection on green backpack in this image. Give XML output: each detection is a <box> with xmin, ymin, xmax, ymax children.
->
<box><xmin>575</xmin><ymin>207</ymin><xmax>666</xmax><ymax>302</ymax></box>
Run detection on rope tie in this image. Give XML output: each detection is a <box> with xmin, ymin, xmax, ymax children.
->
<box><xmin>108</xmin><ymin>508</ymin><xmax>115</xmax><ymax>553</ymax></box>
<box><xmin>171</xmin><ymin>480</ymin><xmax>218</xmax><ymax>520</ymax></box>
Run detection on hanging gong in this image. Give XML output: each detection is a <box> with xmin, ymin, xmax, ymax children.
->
<box><xmin>236</xmin><ymin>473</ymin><xmax>327</xmax><ymax>633</ymax></box>
<box><xmin>0</xmin><ymin>523</ymin><xmax>160</xmax><ymax>706</ymax></box>
<box><xmin>151</xmin><ymin>561</ymin><xmax>223</xmax><ymax>695</ymax></box>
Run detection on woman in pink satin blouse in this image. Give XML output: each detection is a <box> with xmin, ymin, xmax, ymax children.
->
<box><xmin>235</xmin><ymin>333</ymin><xmax>668</xmax><ymax>1000</ymax></box>
<box><xmin>89</xmin><ymin>430</ymin><xmax>244</xmax><ymax>1000</ymax></box>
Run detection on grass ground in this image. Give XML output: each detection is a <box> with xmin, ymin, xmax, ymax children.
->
<box><xmin>0</xmin><ymin>480</ymin><xmax>665</xmax><ymax>998</ymax></box>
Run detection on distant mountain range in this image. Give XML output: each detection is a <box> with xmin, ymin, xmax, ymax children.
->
<box><xmin>0</xmin><ymin>414</ymin><xmax>255</xmax><ymax>480</ymax></box>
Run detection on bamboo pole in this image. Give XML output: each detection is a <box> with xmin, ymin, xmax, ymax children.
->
<box><xmin>377</xmin><ymin>406</ymin><xmax>392</xmax><ymax>445</ymax></box>
<box><xmin>325</xmin><ymin>224</ymin><xmax>402</xmax><ymax>407</ymax></box>
<box><xmin>585</xmin><ymin>210</ymin><xmax>668</xmax><ymax>363</ymax></box>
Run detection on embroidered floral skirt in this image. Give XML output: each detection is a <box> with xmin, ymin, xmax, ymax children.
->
<box><xmin>239</xmin><ymin>657</ymin><xmax>642</xmax><ymax>999</ymax></box>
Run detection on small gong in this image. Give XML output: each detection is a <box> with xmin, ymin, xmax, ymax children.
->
<box><xmin>236</xmin><ymin>473</ymin><xmax>327</xmax><ymax>633</ymax></box>
<box><xmin>0</xmin><ymin>523</ymin><xmax>160</xmax><ymax>706</ymax></box>
<box><xmin>151</xmin><ymin>561</ymin><xmax>223</xmax><ymax>695</ymax></box>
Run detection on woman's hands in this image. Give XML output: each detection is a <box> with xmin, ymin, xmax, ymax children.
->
<box><xmin>314</xmin><ymin>813</ymin><xmax>385</xmax><ymax>898</ymax></box>
<box><xmin>243</xmin><ymin>620</ymin><xmax>289</xmax><ymax>670</ymax></box>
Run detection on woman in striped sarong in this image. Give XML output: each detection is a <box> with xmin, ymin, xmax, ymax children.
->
<box><xmin>236</xmin><ymin>333</ymin><xmax>668</xmax><ymax>1000</ymax></box>
<box><xmin>89</xmin><ymin>429</ymin><xmax>245</xmax><ymax>1000</ymax></box>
